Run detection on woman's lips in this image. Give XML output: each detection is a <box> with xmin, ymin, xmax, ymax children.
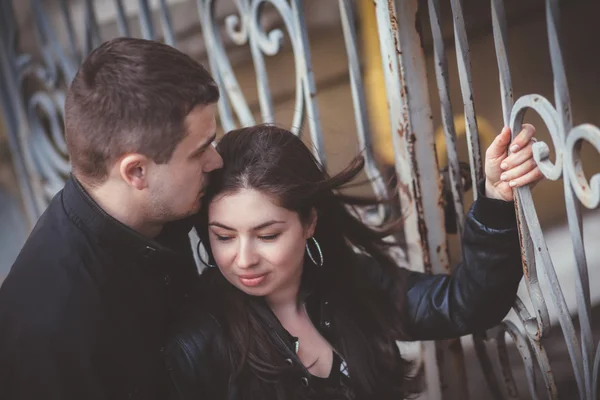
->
<box><xmin>238</xmin><ymin>273</ymin><xmax>268</xmax><ymax>287</ymax></box>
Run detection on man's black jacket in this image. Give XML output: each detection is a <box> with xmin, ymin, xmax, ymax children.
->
<box><xmin>0</xmin><ymin>176</ymin><xmax>199</xmax><ymax>400</ymax></box>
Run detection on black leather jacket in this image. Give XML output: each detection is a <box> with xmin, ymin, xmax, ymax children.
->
<box><xmin>166</xmin><ymin>192</ymin><xmax>522</xmax><ymax>399</ymax></box>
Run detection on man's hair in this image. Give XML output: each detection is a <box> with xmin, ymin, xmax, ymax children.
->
<box><xmin>64</xmin><ymin>37</ymin><xmax>219</xmax><ymax>185</ymax></box>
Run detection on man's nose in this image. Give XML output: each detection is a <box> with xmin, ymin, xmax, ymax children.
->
<box><xmin>205</xmin><ymin>146</ymin><xmax>223</xmax><ymax>172</ymax></box>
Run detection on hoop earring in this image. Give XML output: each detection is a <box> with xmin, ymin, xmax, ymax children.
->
<box><xmin>305</xmin><ymin>237</ymin><xmax>324</xmax><ymax>267</ymax></box>
<box><xmin>196</xmin><ymin>240</ymin><xmax>216</xmax><ymax>268</ymax></box>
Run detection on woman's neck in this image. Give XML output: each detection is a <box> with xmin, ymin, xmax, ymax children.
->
<box><xmin>265</xmin><ymin>281</ymin><xmax>303</xmax><ymax>321</ymax></box>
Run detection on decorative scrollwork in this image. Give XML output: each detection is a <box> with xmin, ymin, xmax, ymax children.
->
<box><xmin>511</xmin><ymin>95</ymin><xmax>563</xmax><ymax>181</ymax></box>
<box><xmin>564</xmin><ymin>124</ymin><xmax>600</xmax><ymax>209</ymax></box>
<box><xmin>509</xmin><ymin>100</ymin><xmax>587</xmax><ymax>397</ymax></box>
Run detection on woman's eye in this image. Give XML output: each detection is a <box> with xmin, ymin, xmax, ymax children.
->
<box><xmin>215</xmin><ymin>235</ymin><xmax>232</xmax><ymax>242</ymax></box>
<box><xmin>259</xmin><ymin>233</ymin><xmax>280</xmax><ymax>241</ymax></box>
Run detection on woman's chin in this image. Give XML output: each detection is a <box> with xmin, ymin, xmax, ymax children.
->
<box><xmin>230</xmin><ymin>280</ymin><xmax>272</xmax><ymax>297</ymax></box>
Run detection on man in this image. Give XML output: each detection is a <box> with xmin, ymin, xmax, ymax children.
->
<box><xmin>0</xmin><ymin>38</ymin><xmax>223</xmax><ymax>400</ymax></box>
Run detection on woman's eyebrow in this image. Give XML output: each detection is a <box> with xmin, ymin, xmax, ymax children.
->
<box><xmin>208</xmin><ymin>221</ymin><xmax>234</xmax><ymax>230</ymax></box>
<box><xmin>208</xmin><ymin>220</ymin><xmax>285</xmax><ymax>231</ymax></box>
<box><xmin>252</xmin><ymin>220</ymin><xmax>285</xmax><ymax>230</ymax></box>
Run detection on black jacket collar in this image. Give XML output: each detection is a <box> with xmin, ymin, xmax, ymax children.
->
<box><xmin>61</xmin><ymin>175</ymin><xmax>177</xmax><ymax>262</ymax></box>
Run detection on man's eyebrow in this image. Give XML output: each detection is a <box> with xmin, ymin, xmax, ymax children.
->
<box><xmin>190</xmin><ymin>132</ymin><xmax>217</xmax><ymax>157</ymax></box>
<box><xmin>208</xmin><ymin>220</ymin><xmax>285</xmax><ymax>231</ymax></box>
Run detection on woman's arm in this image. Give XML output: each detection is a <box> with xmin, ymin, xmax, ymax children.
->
<box><xmin>402</xmin><ymin>182</ymin><xmax>522</xmax><ymax>340</ymax></box>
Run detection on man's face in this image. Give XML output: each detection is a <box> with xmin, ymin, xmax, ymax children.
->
<box><xmin>147</xmin><ymin>103</ymin><xmax>223</xmax><ymax>222</ymax></box>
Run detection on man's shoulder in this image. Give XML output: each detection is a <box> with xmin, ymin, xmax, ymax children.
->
<box><xmin>0</xmin><ymin>194</ymin><xmax>102</xmax><ymax>331</ymax></box>
<box><xmin>0</xmin><ymin>258</ymin><xmax>103</xmax><ymax>342</ymax></box>
<box><xmin>11</xmin><ymin>190</ymin><xmax>92</xmax><ymax>271</ymax></box>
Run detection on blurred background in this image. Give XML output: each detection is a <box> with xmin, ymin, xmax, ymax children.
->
<box><xmin>1</xmin><ymin>0</ymin><xmax>599</xmax><ymax>398</ymax></box>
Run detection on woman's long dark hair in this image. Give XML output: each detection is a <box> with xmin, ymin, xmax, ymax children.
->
<box><xmin>196</xmin><ymin>125</ymin><xmax>417</xmax><ymax>399</ymax></box>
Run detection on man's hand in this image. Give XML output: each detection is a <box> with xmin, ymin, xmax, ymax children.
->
<box><xmin>484</xmin><ymin>124</ymin><xmax>544</xmax><ymax>201</ymax></box>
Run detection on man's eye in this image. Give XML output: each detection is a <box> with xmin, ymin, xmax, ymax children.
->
<box><xmin>194</xmin><ymin>149</ymin><xmax>206</xmax><ymax>158</ymax></box>
<box><xmin>259</xmin><ymin>233</ymin><xmax>280</xmax><ymax>241</ymax></box>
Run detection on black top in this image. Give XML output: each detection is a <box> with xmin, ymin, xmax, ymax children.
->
<box><xmin>310</xmin><ymin>352</ymin><xmax>351</xmax><ymax>395</ymax></box>
<box><xmin>0</xmin><ymin>176</ymin><xmax>199</xmax><ymax>400</ymax></box>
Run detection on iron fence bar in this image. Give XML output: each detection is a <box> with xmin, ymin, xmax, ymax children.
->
<box><xmin>512</xmin><ymin>296</ymin><xmax>558</xmax><ymax>397</ymax></box>
<box><xmin>289</xmin><ymin>0</ymin><xmax>325</xmax><ymax>165</ymax></box>
<box><xmin>138</xmin><ymin>0</ymin><xmax>156</xmax><ymax>40</ymax></box>
<box><xmin>494</xmin><ymin>321</ymin><xmax>538</xmax><ymax>399</ymax></box>
<box><xmin>197</xmin><ymin>0</ymin><xmax>255</xmax><ymax>131</ymax></box>
<box><xmin>594</xmin><ymin>338</ymin><xmax>600</xmax><ymax>400</ymax></box>
<box><xmin>545</xmin><ymin>1</ymin><xmax>593</xmax><ymax>397</ymax></box>
<box><xmin>248</xmin><ymin>0</ymin><xmax>280</xmax><ymax>124</ymax></box>
<box><xmin>59</xmin><ymin>0</ymin><xmax>81</xmax><ymax>64</ymax></box>
<box><xmin>489</xmin><ymin>2</ymin><xmax>549</xmax><ymax>399</ymax></box>
<box><xmin>491</xmin><ymin>0</ymin><xmax>512</xmax><ymax>126</ymax></box>
<box><xmin>338</xmin><ymin>0</ymin><xmax>389</xmax><ymax>224</ymax></box>
<box><xmin>510</xmin><ymin>94</ymin><xmax>585</xmax><ymax>398</ymax></box>
<box><xmin>84</xmin><ymin>0</ymin><xmax>102</xmax><ymax>56</ymax></box>
<box><xmin>159</xmin><ymin>0</ymin><xmax>177</xmax><ymax>47</ymax></box>
<box><xmin>114</xmin><ymin>0</ymin><xmax>131</xmax><ymax>37</ymax></box>
<box><xmin>373</xmin><ymin>0</ymin><xmax>458</xmax><ymax>397</ymax></box>
<box><xmin>0</xmin><ymin>2</ymin><xmax>41</xmax><ymax>226</ymax></box>
<box><xmin>31</xmin><ymin>0</ymin><xmax>78</xmax><ymax>83</ymax></box>
<box><xmin>448</xmin><ymin>0</ymin><xmax>484</xmax><ymax>194</ymax></box>
<box><xmin>426</xmin><ymin>0</ymin><xmax>465</xmax><ymax>267</ymax></box>
<box><xmin>490</xmin><ymin>2</ymin><xmax>561</xmax><ymax>399</ymax></box>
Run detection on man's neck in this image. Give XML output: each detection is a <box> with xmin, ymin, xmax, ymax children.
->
<box><xmin>81</xmin><ymin>180</ymin><xmax>164</xmax><ymax>238</ymax></box>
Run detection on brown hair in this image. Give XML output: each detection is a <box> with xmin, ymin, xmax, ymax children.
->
<box><xmin>197</xmin><ymin>125</ymin><xmax>416</xmax><ymax>399</ymax></box>
<box><xmin>64</xmin><ymin>37</ymin><xmax>219</xmax><ymax>184</ymax></box>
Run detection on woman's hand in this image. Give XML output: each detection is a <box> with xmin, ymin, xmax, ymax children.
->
<box><xmin>484</xmin><ymin>124</ymin><xmax>544</xmax><ymax>201</ymax></box>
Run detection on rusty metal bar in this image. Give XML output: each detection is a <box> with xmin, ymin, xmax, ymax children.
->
<box><xmin>491</xmin><ymin>0</ymin><xmax>552</xmax><ymax>342</ymax></box>
<box><xmin>426</xmin><ymin>0</ymin><xmax>465</xmax><ymax>244</ymax></box>
<box><xmin>373</xmin><ymin>0</ymin><xmax>461</xmax><ymax>397</ymax></box>
<box><xmin>448</xmin><ymin>0</ymin><xmax>484</xmax><ymax>194</ymax></box>
<box><xmin>494</xmin><ymin>321</ymin><xmax>538</xmax><ymax>399</ymax></box>
<box><xmin>510</xmin><ymin>94</ymin><xmax>585</xmax><ymax>398</ymax></box>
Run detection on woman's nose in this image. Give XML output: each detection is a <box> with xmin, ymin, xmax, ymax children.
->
<box><xmin>236</xmin><ymin>240</ymin><xmax>258</xmax><ymax>269</ymax></box>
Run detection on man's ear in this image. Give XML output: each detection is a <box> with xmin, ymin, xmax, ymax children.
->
<box><xmin>305</xmin><ymin>208</ymin><xmax>318</xmax><ymax>238</ymax></box>
<box><xmin>118</xmin><ymin>153</ymin><xmax>151</xmax><ymax>190</ymax></box>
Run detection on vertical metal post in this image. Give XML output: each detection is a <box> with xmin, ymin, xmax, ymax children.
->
<box><xmin>373</xmin><ymin>0</ymin><xmax>467</xmax><ymax>398</ymax></box>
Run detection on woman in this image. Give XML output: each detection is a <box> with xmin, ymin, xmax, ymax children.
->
<box><xmin>166</xmin><ymin>124</ymin><xmax>540</xmax><ymax>399</ymax></box>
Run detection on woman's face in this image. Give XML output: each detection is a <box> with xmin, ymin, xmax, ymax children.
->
<box><xmin>207</xmin><ymin>188</ymin><xmax>316</xmax><ymax>299</ymax></box>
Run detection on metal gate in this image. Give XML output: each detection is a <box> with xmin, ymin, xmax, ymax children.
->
<box><xmin>1</xmin><ymin>0</ymin><xmax>599</xmax><ymax>398</ymax></box>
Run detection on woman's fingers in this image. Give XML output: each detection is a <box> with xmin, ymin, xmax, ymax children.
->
<box><xmin>509</xmin><ymin>123</ymin><xmax>536</xmax><ymax>153</ymax></box>
<box><xmin>486</xmin><ymin>126</ymin><xmax>511</xmax><ymax>161</ymax></box>
<box><xmin>500</xmin><ymin>158</ymin><xmax>538</xmax><ymax>183</ymax></box>
<box><xmin>506</xmin><ymin>165</ymin><xmax>544</xmax><ymax>188</ymax></box>
<box><xmin>501</xmin><ymin>142</ymin><xmax>534</xmax><ymax>170</ymax></box>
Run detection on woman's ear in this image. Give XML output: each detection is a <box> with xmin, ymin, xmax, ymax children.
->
<box><xmin>305</xmin><ymin>208</ymin><xmax>318</xmax><ymax>238</ymax></box>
